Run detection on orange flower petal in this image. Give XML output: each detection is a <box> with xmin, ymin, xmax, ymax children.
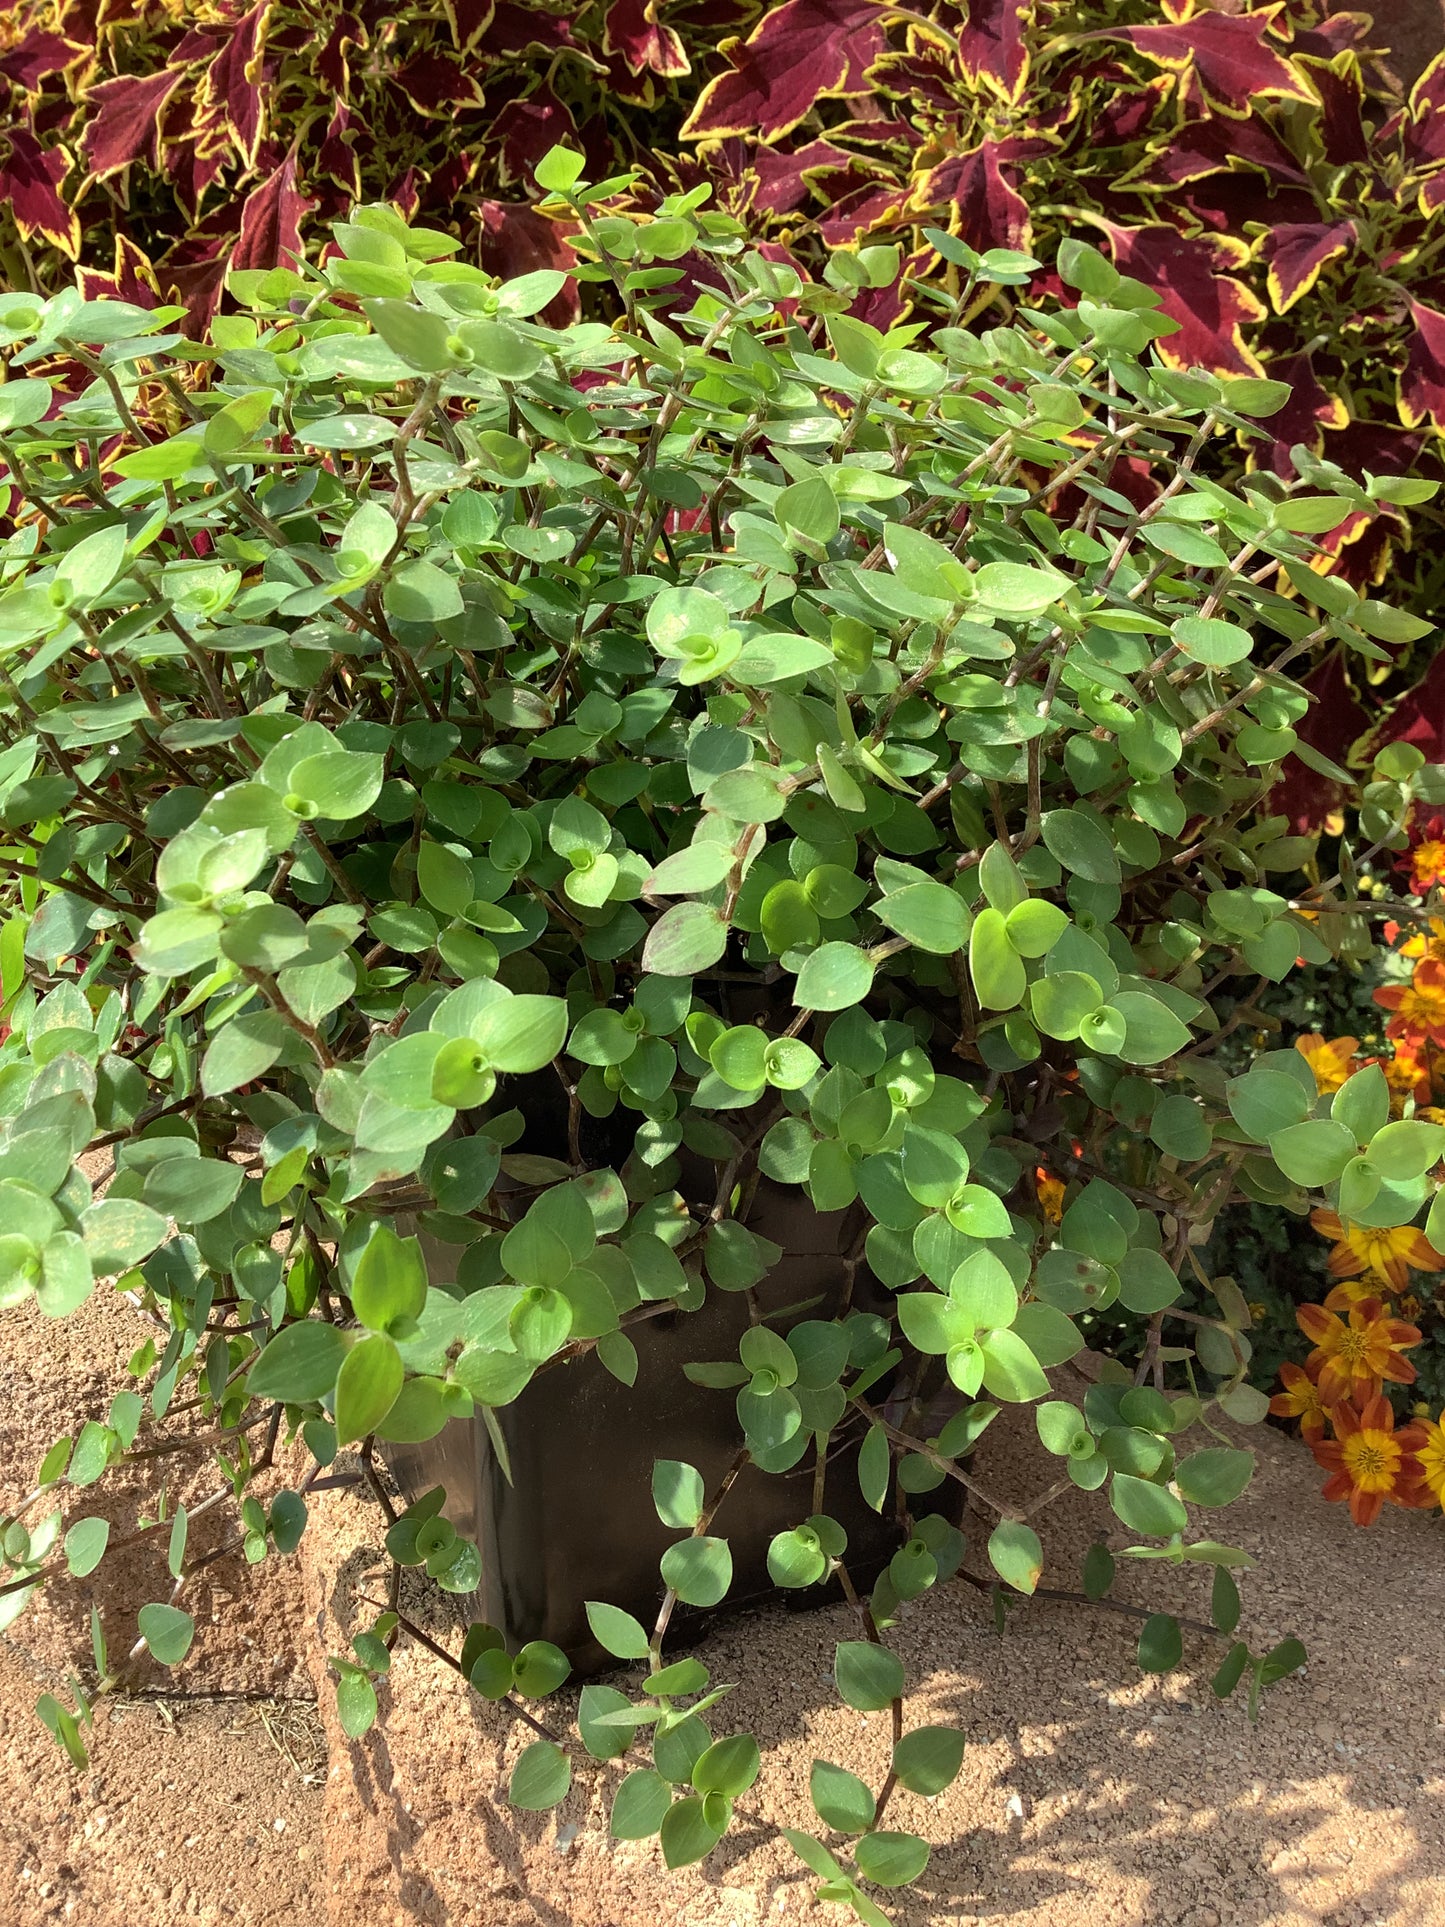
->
<box><xmin>1296</xmin><ymin>1302</ymin><xmax>1338</xmax><ymax>1343</ymax></box>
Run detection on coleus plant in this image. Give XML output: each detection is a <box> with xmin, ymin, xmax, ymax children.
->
<box><xmin>2</xmin><ymin>153</ymin><xmax>1443</xmax><ymax>1914</ymax></box>
<box><xmin>5</xmin><ymin>0</ymin><xmax>1444</xmax><ymax>802</ymax></box>
<box><xmin>678</xmin><ymin>0</ymin><xmax>1445</xmax><ymax>800</ymax></box>
<box><xmin>0</xmin><ymin>0</ymin><xmax>749</xmax><ymax>320</ymax></box>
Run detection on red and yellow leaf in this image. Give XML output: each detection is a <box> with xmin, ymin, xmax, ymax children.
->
<box><xmin>1250</xmin><ymin>350</ymin><xmax>1348</xmax><ymax>478</ymax></box>
<box><xmin>957</xmin><ymin>0</ymin><xmax>1029</xmax><ymax>101</ymax></box>
<box><xmin>1400</xmin><ymin>50</ymin><xmax>1445</xmax><ymax>172</ymax></box>
<box><xmin>490</xmin><ymin>88</ymin><xmax>580</xmax><ymax>187</ymax></box>
<box><xmin>203</xmin><ymin>0</ymin><xmax>273</xmax><ymax>169</ymax></box>
<box><xmin>317</xmin><ymin>102</ymin><xmax>363</xmax><ymax>201</ymax></box>
<box><xmin>82</xmin><ymin>70</ymin><xmax>183</xmax><ymax>180</ymax></box>
<box><xmin>0</xmin><ymin>30</ymin><xmax>90</xmax><ymax>95</ymax></box>
<box><xmin>604</xmin><ymin>0</ymin><xmax>690</xmax><ymax>78</ymax></box>
<box><xmin>914</xmin><ymin>138</ymin><xmax>1040</xmax><ymax>256</ymax></box>
<box><xmin>681</xmin><ymin>0</ymin><xmax>890</xmax><ymax>142</ymax></box>
<box><xmin>1102</xmin><ymin>223</ymin><xmax>1264</xmax><ymax>375</ymax></box>
<box><xmin>1399</xmin><ymin>299</ymin><xmax>1445</xmax><ymax>431</ymax></box>
<box><xmin>1102</xmin><ymin>6</ymin><xmax>1317</xmax><ymax>118</ymax></box>
<box><xmin>76</xmin><ymin>234</ymin><xmax>161</xmax><ymax>308</ymax></box>
<box><xmin>232</xmin><ymin>141</ymin><xmax>315</xmax><ymax>273</ymax></box>
<box><xmin>0</xmin><ymin>124</ymin><xmax>78</xmax><ymax>254</ymax></box>
<box><xmin>1262</xmin><ymin>220</ymin><xmax>1355</xmax><ymax>314</ymax></box>
<box><xmin>393</xmin><ymin>52</ymin><xmax>486</xmax><ymax>117</ymax></box>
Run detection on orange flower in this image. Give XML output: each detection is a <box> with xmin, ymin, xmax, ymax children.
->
<box><xmin>1269</xmin><ymin>1361</ymin><xmax>1328</xmax><ymax>1443</ymax></box>
<box><xmin>1400</xmin><ymin>1413</ymin><xmax>1445</xmax><ymax>1511</ymax></box>
<box><xmin>1309</xmin><ymin>1206</ymin><xmax>1445</xmax><ymax>1295</ymax></box>
<box><xmin>1296</xmin><ymin>1295</ymin><xmax>1422</xmax><ymax>1404</ymax></box>
<box><xmin>1034</xmin><ymin>1167</ymin><xmax>1065</xmax><ymax>1226</ymax></box>
<box><xmin>1392</xmin><ymin>916</ymin><xmax>1445</xmax><ymax>965</ymax></box>
<box><xmin>1375</xmin><ymin>959</ymin><xmax>1445</xmax><ymax>1046</ymax></box>
<box><xmin>1367</xmin><ymin>1044</ymin><xmax>1435</xmax><ymax>1111</ymax></box>
<box><xmin>1295</xmin><ymin>1033</ymin><xmax>1358</xmax><ymax>1095</ymax></box>
<box><xmin>1410</xmin><ymin>838</ymin><xmax>1445</xmax><ymax>895</ymax></box>
<box><xmin>1311</xmin><ymin>1392</ymin><xmax>1427</xmax><ymax>1526</ymax></box>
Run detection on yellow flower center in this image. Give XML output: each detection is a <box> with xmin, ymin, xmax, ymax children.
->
<box><xmin>1341</xmin><ymin>1429</ymin><xmax>1402</xmax><ymax>1494</ymax></box>
<box><xmin>1399</xmin><ymin>983</ymin><xmax>1445</xmax><ymax>1028</ymax></box>
<box><xmin>1334</xmin><ymin>1326</ymin><xmax>1373</xmax><ymax>1368</ymax></box>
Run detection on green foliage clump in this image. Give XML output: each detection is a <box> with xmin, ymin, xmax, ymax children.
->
<box><xmin>2</xmin><ymin>154</ymin><xmax>1439</xmax><ymax>1914</ymax></box>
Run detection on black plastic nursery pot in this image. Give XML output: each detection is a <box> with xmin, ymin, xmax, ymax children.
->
<box><xmin>383</xmin><ymin>1176</ymin><xmax>906</xmax><ymax>1675</ymax></box>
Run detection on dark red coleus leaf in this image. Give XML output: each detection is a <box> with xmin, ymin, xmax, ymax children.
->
<box><xmin>682</xmin><ymin>0</ymin><xmax>890</xmax><ymax>142</ymax></box>
<box><xmin>1253</xmin><ymin>350</ymin><xmax>1348</xmax><ymax>478</ymax></box>
<box><xmin>76</xmin><ymin>235</ymin><xmax>161</xmax><ymax>309</ymax></box>
<box><xmin>1400</xmin><ymin>52</ymin><xmax>1445</xmax><ymax>172</ymax></box>
<box><xmin>232</xmin><ymin>141</ymin><xmax>315</xmax><ymax>274</ymax></box>
<box><xmin>1297</xmin><ymin>51</ymin><xmax>1369</xmax><ymax>167</ymax></box>
<box><xmin>1263</xmin><ymin>219</ymin><xmax>1356</xmax><ymax>313</ymax></box>
<box><xmin>1165</xmin><ymin>175</ymin><xmax>1318</xmax><ymax>239</ymax></box>
<box><xmin>1399</xmin><ymin>299</ymin><xmax>1445</xmax><ymax>431</ymax></box>
<box><xmin>819</xmin><ymin>181</ymin><xmax>908</xmax><ymax>248</ymax></box>
<box><xmin>829</xmin><ymin>106</ymin><xmax>922</xmax><ymax>153</ymax></box>
<box><xmin>1102</xmin><ymin>10</ymin><xmax>1316</xmax><ymax>116</ymax></box>
<box><xmin>203</xmin><ymin>0</ymin><xmax>271</xmax><ymax>168</ymax></box>
<box><xmin>389</xmin><ymin>169</ymin><xmax>422</xmax><ymax>222</ymax></box>
<box><xmin>604</xmin><ymin>0</ymin><xmax>690</xmax><ymax>77</ymax></box>
<box><xmin>956</xmin><ymin>0</ymin><xmax>1029</xmax><ymax>99</ymax></box>
<box><xmin>157</xmin><ymin>238</ymin><xmax>231</xmax><ymax>336</ymax></box>
<box><xmin>917</xmin><ymin>138</ymin><xmax>1041</xmax><ymax>256</ymax></box>
<box><xmin>1313</xmin><ymin>504</ymin><xmax>1400</xmax><ymax>595</ymax></box>
<box><xmin>490</xmin><ymin>88</ymin><xmax>579</xmax><ymax>187</ymax></box>
<box><xmin>1064</xmin><ymin>66</ymin><xmax>1171</xmax><ymax>152</ymax></box>
<box><xmin>1131</xmin><ymin>108</ymin><xmax>1307</xmax><ymax>188</ymax></box>
<box><xmin>316</xmin><ymin>10</ymin><xmax>366</xmax><ymax>94</ymax></box>
<box><xmin>1101</xmin><ymin>222</ymin><xmax>1264</xmax><ymax>376</ymax></box>
<box><xmin>1270</xmin><ymin>652</ymin><xmax>1371</xmax><ymax>831</ymax></box>
<box><xmin>476</xmin><ymin>200</ymin><xmax>580</xmax><ymax>326</ymax></box>
<box><xmin>1361</xmin><ymin>646</ymin><xmax>1445</xmax><ymax>767</ymax></box>
<box><xmin>171</xmin><ymin>28</ymin><xmax>228</xmax><ymax>66</ymax></box>
<box><xmin>483</xmin><ymin>3</ymin><xmax>577</xmax><ymax>57</ymax></box>
<box><xmin>746</xmin><ymin>139</ymin><xmax>866</xmax><ymax>217</ymax></box>
<box><xmin>446</xmin><ymin>0</ymin><xmax>497</xmax><ymax>50</ymax></box>
<box><xmin>82</xmin><ymin>70</ymin><xmax>184</xmax><ymax>179</ymax></box>
<box><xmin>164</xmin><ymin>98</ymin><xmax>231</xmax><ymax>222</ymax></box>
<box><xmin>1289</xmin><ymin>9</ymin><xmax>1374</xmax><ymax>61</ymax></box>
<box><xmin>430</xmin><ymin>150</ymin><xmax>477</xmax><ymax>204</ymax></box>
<box><xmin>393</xmin><ymin>52</ymin><xmax>486</xmax><ymax>116</ymax></box>
<box><xmin>0</xmin><ymin>30</ymin><xmax>89</xmax><ymax>94</ymax></box>
<box><xmin>317</xmin><ymin>101</ymin><xmax>363</xmax><ymax>200</ymax></box>
<box><xmin>0</xmin><ymin>124</ymin><xmax>77</xmax><ymax>253</ymax></box>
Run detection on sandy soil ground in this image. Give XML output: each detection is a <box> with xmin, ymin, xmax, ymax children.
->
<box><xmin>300</xmin><ymin>1375</ymin><xmax>1445</xmax><ymax>1927</ymax></box>
<box><xmin>0</xmin><ymin>1290</ymin><xmax>325</xmax><ymax>1927</ymax></box>
<box><xmin>4</xmin><ymin>1291</ymin><xmax>1444</xmax><ymax>1927</ymax></box>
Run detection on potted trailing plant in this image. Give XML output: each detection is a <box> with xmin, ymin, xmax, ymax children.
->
<box><xmin>3</xmin><ymin>149</ymin><xmax>1444</xmax><ymax>1917</ymax></box>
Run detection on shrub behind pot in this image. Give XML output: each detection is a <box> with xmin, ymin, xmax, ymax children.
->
<box><xmin>2</xmin><ymin>155</ymin><xmax>1442</xmax><ymax>1915</ymax></box>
